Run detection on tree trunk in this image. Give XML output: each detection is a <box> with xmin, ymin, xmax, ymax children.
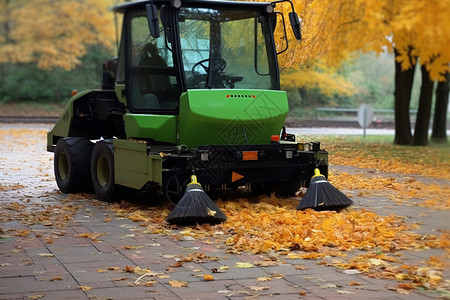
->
<box><xmin>394</xmin><ymin>49</ymin><xmax>416</xmax><ymax>145</ymax></box>
<box><xmin>431</xmin><ymin>71</ymin><xmax>449</xmax><ymax>143</ymax></box>
<box><xmin>412</xmin><ymin>65</ymin><xmax>434</xmax><ymax>146</ymax></box>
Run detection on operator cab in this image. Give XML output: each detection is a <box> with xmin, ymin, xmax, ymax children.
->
<box><xmin>113</xmin><ymin>0</ymin><xmax>300</xmax><ymax>115</ymax></box>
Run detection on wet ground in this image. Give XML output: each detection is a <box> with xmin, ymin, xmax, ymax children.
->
<box><xmin>0</xmin><ymin>123</ymin><xmax>449</xmax><ymax>299</ymax></box>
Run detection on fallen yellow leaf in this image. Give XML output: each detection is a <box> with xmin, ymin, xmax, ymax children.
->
<box><xmin>256</xmin><ymin>277</ymin><xmax>271</xmax><ymax>282</ymax></box>
<box><xmin>168</xmin><ymin>280</ymin><xmax>188</xmax><ymax>288</ymax></box>
<box><xmin>37</xmin><ymin>253</ymin><xmax>54</xmax><ymax>257</ymax></box>
<box><xmin>235</xmin><ymin>262</ymin><xmax>254</xmax><ymax>268</ymax></box>
<box><xmin>14</xmin><ymin>230</ymin><xmax>30</xmax><ymax>237</ymax></box>
<box><xmin>203</xmin><ymin>274</ymin><xmax>214</xmax><ymax>281</ymax></box>
<box><xmin>249</xmin><ymin>286</ymin><xmax>269</xmax><ymax>291</ymax></box>
<box><xmin>50</xmin><ymin>277</ymin><xmax>62</xmax><ymax>281</ymax></box>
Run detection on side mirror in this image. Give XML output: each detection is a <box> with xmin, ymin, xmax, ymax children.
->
<box><xmin>146</xmin><ymin>3</ymin><xmax>160</xmax><ymax>38</ymax></box>
<box><xmin>288</xmin><ymin>12</ymin><xmax>301</xmax><ymax>40</ymax></box>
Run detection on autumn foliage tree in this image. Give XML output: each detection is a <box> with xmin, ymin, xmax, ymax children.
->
<box><xmin>389</xmin><ymin>0</ymin><xmax>450</xmax><ymax>145</ymax></box>
<box><xmin>0</xmin><ymin>0</ymin><xmax>116</xmax><ymax>71</ymax></box>
<box><xmin>275</xmin><ymin>0</ymin><xmax>450</xmax><ymax>145</ymax></box>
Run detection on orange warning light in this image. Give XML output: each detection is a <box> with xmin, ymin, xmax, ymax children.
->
<box><xmin>242</xmin><ymin>151</ymin><xmax>258</xmax><ymax>161</ymax></box>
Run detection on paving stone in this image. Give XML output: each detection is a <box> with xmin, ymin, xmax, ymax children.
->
<box><xmin>0</xmin><ymin>264</ymin><xmax>46</xmax><ymax>277</ymax></box>
<box><xmin>259</xmin><ymin>263</ymin><xmax>312</xmax><ymax>277</ymax></box>
<box><xmin>238</xmin><ymin>277</ymin><xmax>306</xmax><ymax>295</ymax></box>
<box><xmin>165</xmin><ymin>279</ymin><xmax>237</xmax><ymax>299</ymax></box>
<box><xmin>42</xmin><ymin>263</ymin><xmax>68</xmax><ymax>274</ymax></box>
<box><xmin>85</xmin><ymin>284</ymin><xmax>176</xmax><ymax>300</ymax></box>
<box><xmin>24</xmin><ymin>289</ymin><xmax>90</xmax><ymax>300</ymax></box>
<box><xmin>44</xmin><ymin>236</ymin><xmax>91</xmax><ymax>248</ymax></box>
<box><xmin>281</xmin><ymin>274</ymin><xmax>321</xmax><ymax>288</ymax></box>
<box><xmin>0</xmin><ymin>275</ymin><xmax>78</xmax><ymax>294</ymax></box>
<box><xmin>63</xmin><ymin>261</ymin><xmax>133</xmax><ymax>283</ymax></box>
<box><xmin>0</xmin><ymin>293</ymin><xmax>23</xmax><ymax>300</ymax></box>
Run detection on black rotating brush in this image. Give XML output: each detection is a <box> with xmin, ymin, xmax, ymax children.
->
<box><xmin>166</xmin><ymin>175</ymin><xmax>227</xmax><ymax>226</ymax></box>
<box><xmin>297</xmin><ymin>168</ymin><xmax>353</xmax><ymax>211</ymax></box>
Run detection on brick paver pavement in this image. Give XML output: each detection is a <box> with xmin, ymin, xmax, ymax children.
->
<box><xmin>0</xmin><ymin>124</ymin><xmax>448</xmax><ymax>299</ymax></box>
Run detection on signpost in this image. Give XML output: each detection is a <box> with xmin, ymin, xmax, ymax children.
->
<box><xmin>358</xmin><ymin>104</ymin><xmax>374</xmax><ymax>138</ymax></box>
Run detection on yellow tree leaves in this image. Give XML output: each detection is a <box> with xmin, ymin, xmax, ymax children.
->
<box><xmin>0</xmin><ymin>0</ymin><xmax>116</xmax><ymax>70</ymax></box>
<box><xmin>273</xmin><ymin>0</ymin><xmax>450</xmax><ymax>81</ymax></box>
<box><xmin>389</xmin><ymin>0</ymin><xmax>450</xmax><ymax>80</ymax></box>
<box><xmin>281</xmin><ymin>63</ymin><xmax>356</xmax><ymax>97</ymax></box>
<box><xmin>276</xmin><ymin>0</ymin><xmax>381</xmax><ymax>70</ymax></box>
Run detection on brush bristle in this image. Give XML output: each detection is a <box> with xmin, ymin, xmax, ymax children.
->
<box><xmin>297</xmin><ymin>176</ymin><xmax>353</xmax><ymax>211</ymax></box>
<box><xmin>166</xmin><ymin>183</ymin><xmax>227</xmax><ymax>225</ymax></box>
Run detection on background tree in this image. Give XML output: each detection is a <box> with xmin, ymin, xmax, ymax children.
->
<box><xmin>393</xmin><ymin>48</ymin><xmax>416</xmax><ymax>145</ymax></box>
<box><xmin>0</xmin><ymin>0</ymin><xmax>116</xmax><ymax>70</ymax></box>
<box><xmin>432</xmin><ymin>71</ymin><xmax>450</xmax><ymax>143</ymax></box>
<box><xmin>0</xmin><ymin>0</ymin><xmax>117</xmax><ymax>102</ymax></box>
<box><xmin>275</xmin><ymin>0</ymin><xmax>449</xmax><ymax>145</ymax></box>
<box><xmin>390</xmin><ymin>0</ymin><xmax>450</xmax><ymax>145</ymax></box>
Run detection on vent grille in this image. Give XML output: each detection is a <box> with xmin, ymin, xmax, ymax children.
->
<box><xmin>226</xmin><ymin>94</ymin><xmax>256</xmax><ymax>99</ymax></box>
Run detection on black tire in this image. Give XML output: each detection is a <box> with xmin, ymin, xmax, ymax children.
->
<box><xmin>54</xmin><ymin>137</ymin><xmax>93</xmax><ymax>193</ymax></box>
<box><xmin>91</xmin><ymin>140</ymin><xmax>118</xmax><ymax>202</ymax></box>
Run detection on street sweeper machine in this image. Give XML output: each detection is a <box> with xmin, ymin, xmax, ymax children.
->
<box><xmin>46</xmin><ymin>0</ymin><xmax>330</xmax><ymax>206</ymax></box>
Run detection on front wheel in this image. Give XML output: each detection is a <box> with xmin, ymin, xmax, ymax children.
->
<box><xmin>54</xmin><ymin>137</ymin><xmax>93</xmax><ymax>193</ymax></box>
<box><xmin>91</xmin><ymin>140</ymin><xmax>118</xmax><ymax>202</ymax></box>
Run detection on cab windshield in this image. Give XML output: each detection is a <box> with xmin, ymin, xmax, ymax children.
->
<box><xmin>178</xmin><ymin>7</ymin><xmax>278</xmax><ymax>90</ymax></box>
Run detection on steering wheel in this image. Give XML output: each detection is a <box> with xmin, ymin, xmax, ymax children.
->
<box><xmin>192</xmin><ymin>58</ymin><xmax>226</xmax><ymax>75</ymax></box>
<box><xmin>188</xmin><ymin>58</ymin><xmax>227</xmax><ymax>88</ymax></box>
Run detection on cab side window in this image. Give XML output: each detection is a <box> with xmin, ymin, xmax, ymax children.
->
<box><xmin>127</xmin><ymin>10</ymin><xmax>179</xmax><ymax>112</ymax></box>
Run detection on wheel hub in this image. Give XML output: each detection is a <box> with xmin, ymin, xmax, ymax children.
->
<box><xmin>58</xmin><ymin>152</ymin><xmax>69</xmax><ymax>180</ymax></box>
<box><xmin>97</xmin><ymin>154</ymin><xmax>110</xmax><ymax>187</ymax></box>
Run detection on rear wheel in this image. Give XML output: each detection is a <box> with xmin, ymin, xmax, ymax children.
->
<box><xmin>54</xmin><ymin>137</ymin><xmax>93</xmax><ymax>193</ymax></box>
<box><xmin>91</xmin><ymin>140</ymin><xmax>118</xmax><ymax>202</ymax></box>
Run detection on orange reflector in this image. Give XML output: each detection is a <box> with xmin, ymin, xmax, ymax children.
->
<box><xmin>271</xmin><ymin>135</ymin><xmax>280</xmax><ymax>142</ymax></box>
<box><xmin>242</xmin><ymin>151</ymin><xmax>258</xmax><ymax>161</ymax></box>
<box><xmin>231</xmin><ymin>171</ymin><xmax>244</xmax><ymax>182</ymax></box>
<box><xmin>71</xmin><ymin>90</ymin><xmax>78</xmax><ymax>97</ymax></box>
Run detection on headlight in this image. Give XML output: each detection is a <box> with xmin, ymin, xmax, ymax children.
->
<box><xmin>298</xmin><ymin>143</ymin><xmax>311</xmax><ymax>151</ymax></box>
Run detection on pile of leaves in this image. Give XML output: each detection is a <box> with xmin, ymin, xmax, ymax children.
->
<box><xmin>113</xmin><ymin>196</ymin><xmax>449</xmax><ymax>292</ymax></box>
<box><xmin>118</xmin><ymin>196</ymin><xmax>449</xmax><ymax>257</ymax></box>
<box><xmin>217</xmin><ymin>196</ymin><xmax>439</xmax><ymax>253</ymax></box>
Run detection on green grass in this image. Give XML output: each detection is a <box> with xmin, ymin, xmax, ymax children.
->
<box><xmin>316</xmin><ymin>134</ymin><xmax>450</xmax><ymax>170</ymax></box>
